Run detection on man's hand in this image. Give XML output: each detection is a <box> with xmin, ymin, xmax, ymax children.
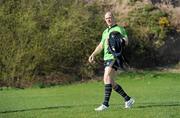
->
<box><xmin>88</xmin><ymin>42</ymin><xmax>103</xmax><ymax>64</ymax></box>
<box><xmin>88</xmin><ymin>54</ymin><xmax>95</xmax><ymax>63</ymax></box>
<box><xmin>123</xmin><ymin>38</ymin><xmax>128</xmax><ymax>46</ymax></box>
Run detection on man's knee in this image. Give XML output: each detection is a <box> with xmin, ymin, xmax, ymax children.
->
<box><xmin>103</xmin><ymin>75</ymin><xmax>111</xmax><ymax>84</ymax></box>
<box><xmin>103</xmin><ymin>66</ymin><xmax>116</xmax><ymax>84</ymax></box>
<box><xmin>111</xmin><ymin>82</ymin><xmax>117</xmax><ymax>89</ymax></box>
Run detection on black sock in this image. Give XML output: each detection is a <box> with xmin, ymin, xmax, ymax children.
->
<box><xmin>103</xmin><ymin>84</ymin><xmax>112</xmax><ymax>107</ymax></box>
<box><xmin>113</xmin><ymin>84</ymin><xmax>130</xmax><ymax>101</ymax></box>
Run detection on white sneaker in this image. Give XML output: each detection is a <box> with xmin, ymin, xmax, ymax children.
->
<box><xmin>125</xmin><ymin>98</ymin><xmax>135</xmax><ymax>108</ymax></box>
<box><xmin>94</xmin><ymin>104</ymin><xmax>108</xmax><ymax>111</ymax></box>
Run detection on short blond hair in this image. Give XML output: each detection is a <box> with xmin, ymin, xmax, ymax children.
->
<box><xmin>104</xmin><ymin>11</ymin><xmax>114</xmax><ymax>19</ymax></box>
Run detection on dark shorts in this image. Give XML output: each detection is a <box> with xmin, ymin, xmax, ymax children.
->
<box><xmin>104</xmin><ymin>59</ymin><xmax>119</xmax><ymax>71</ymax></box>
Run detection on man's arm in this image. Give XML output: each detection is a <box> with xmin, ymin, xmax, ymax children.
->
<box><xmin>88</xmin><ymin>42</ymin><xmax>103</xmax><ymax>63</ymax></box>
<box><xmin>123</xmin><ymin>37</ymin><xmax>128</xmax><ymax>46</ymax></box>
<box><xmin>119</xmin><ymin>26</ymin><xmax>128</xmax><ymax>46</ymax></box>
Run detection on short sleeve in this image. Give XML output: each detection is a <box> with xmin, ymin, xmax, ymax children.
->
<box><xmin>100</xmin><ymin>29</ymin><xmax>107</xmax><ymax>45</ymax></box>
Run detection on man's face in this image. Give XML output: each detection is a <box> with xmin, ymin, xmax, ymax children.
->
<box><xmin>104</xmin><ymin>13</ymin><xmax>114</xmax><ymax>27</ymax></box>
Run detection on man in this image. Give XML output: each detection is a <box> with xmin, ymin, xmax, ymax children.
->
<box><xmin>88</xmin><ymin>11</ymin><xmax>135</xmax><ymax>111</ymax></box>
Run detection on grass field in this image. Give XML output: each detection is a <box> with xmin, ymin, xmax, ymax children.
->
<box><xmin>0</xmin><ymin>71</ymin><xmax>180</xmax><ymax>118</ymax></box>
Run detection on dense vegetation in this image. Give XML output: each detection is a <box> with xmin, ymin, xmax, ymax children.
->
<box><xmin>0</xmin><ymin>0</ymin><xmax>105</xmax><ymax>87</ymax></box>
<box><xmin>0</xmin><ymin>0</ymin><xmax>179</xmax><ymax>87</ymax></box>
<box><xmin>122</xmin><ymin>4</ymin><xmax>173</xmax><ymax>67</ymax></box>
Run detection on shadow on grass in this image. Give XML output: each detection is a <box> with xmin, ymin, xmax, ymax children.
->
<box><xmin>0</xmin><ymin>105</ymin><xmax>72</xmax><ymax>114</ymax></box>
<box><xmin>136</xmin><ymin>103</ymin><xmax>180</xmax><ymax>109</ymax></box>
<box><xmin>1</xmin><ymin>103</ymin><xmax>180</xmax><ymax>114</ymax></box>
<box><xmin>0</xmin><ymin>104</ymin><xmax>100</xmax><ymax>114</ymax></box>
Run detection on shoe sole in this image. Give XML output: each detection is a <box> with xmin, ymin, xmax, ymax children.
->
<box><xmin>94</xmin><ymin>107</ymin><xmax>108</xmax><ymax>111</ymax></box>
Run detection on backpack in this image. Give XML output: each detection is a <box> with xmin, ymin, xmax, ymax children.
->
<box><xmin>108</xmin><ymin>31</ymin><xmax>126</xmax><ymax>69</ymax></box>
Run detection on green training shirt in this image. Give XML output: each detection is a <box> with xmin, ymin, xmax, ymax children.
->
<box><xmin>101</xmin><ymin>24</ymin><xmax>128</xmax><ymax>61</ymax></box>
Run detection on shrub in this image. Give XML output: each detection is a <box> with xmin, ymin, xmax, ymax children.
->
<box><xmin>0</xmin><ymin>0</ymin><xmax>104</xmax><ymax>87</ymax></box>
<box><xmin>121</xmin><ymin>4</ymin><xmax>173</xmax><ymax>67</ymax></box>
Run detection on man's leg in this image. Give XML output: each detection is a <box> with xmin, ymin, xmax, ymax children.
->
<box><xmin>113</xmin><ymin>83</ymin><xmax>131</xmax><ymax>101</ymax></box>
<box><xmin>102</xmin><ymin>66</ymin><xmax>114</xmax><ymax>107</ymax></box>
<box><xmin>111</xmin><ymin>74</ymin><xmax>135</xmax><ymax>108</ymax></box>
<box><xmin>95</xmin><ymin>66</ymin><xmax>114</xmax><ymax>111</ymax></box>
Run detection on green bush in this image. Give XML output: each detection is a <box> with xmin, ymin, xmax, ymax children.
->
<box><xmin>122</xmin><ymin>4</ymin><xmax>173</xmax><ymax>67</ymax></box>
<box><xmin>0</xmin><ymin>1</ymin><xmax>177</xmax><ymax>87</ymax></box>
<box><xmin>0</xmin><ymin>0</ymin><xmax>104</xmax><ymax>87</ymax></box>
